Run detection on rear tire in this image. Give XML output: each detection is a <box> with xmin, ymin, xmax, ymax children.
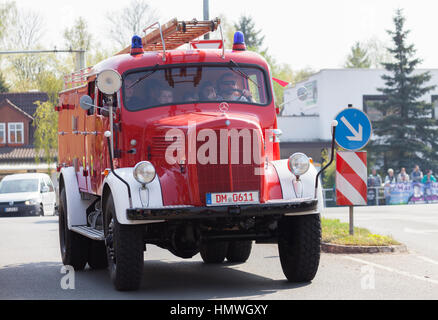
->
<box><xmin>278</xmin><ymin>214</ymin><xmax>321</xmax><ymax>282</ymax></box>
<box><xmin>88</xmin><ymin>240</ymin><xmax>108</xmax><ymax>270</ymax></box>
<box><xmin>105</xmin><ymin>194</ymin><xmax>144</xmax><ymax>291</ymax></box>
<box><xmin>59</xmin><ymin>188</ymin><xmax>89</xmax><ymax>271</ymax></box>
<box><xmin>226</xmin><ymin>240</ymin><xmax>252</xmax><ymax>263</ymax></box>
<box><xmin>200</xmin><ymin>241</ymin><xmax>228</xmax><ymax>264</ymax></box>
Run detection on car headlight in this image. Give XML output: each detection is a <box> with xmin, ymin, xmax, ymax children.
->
<box><xmin>288</xmin><ymin>153</ymin><xmax>310</xmax><ymax>177</ymax></box>
<box><xmin>133</xmin><ymin>161</ymin><xmax>156</xmax><ymax>184</ymax></box>
<box><xmin>25</xmin><ymin>199</ymin><xmax>39</xmax><ymax>205</ymax></box>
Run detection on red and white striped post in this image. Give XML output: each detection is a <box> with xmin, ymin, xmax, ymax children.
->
<box><xmin>336</xmin><ymin>151</ymin><xmax>367</xmax><ymax>235</ymax></box>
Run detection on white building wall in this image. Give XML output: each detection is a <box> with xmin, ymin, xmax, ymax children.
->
<box><xmin>279</xmin><ymin>69</ymin><xmax>438</xmax><ymax>142</ymax></box>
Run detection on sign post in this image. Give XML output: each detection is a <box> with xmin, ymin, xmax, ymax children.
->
<box><xmin>334</xmin><ymin>105</ymin><xmax>372</xmax><ymax>235</ymax></box>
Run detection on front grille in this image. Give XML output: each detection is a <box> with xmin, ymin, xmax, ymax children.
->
<box><xmin>151</xmin><ymin>135</ymin><xmax>185</xmax><ymax>160</ymax></box>
<box><xmin>196</xmin><ymin>129</ymin><xmax>261</xmax><ymax>204</ymax></box>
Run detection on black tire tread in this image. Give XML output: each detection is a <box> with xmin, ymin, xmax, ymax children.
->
<box><xmin>106</xmin><ymin>195</ymin><xmax>144</xmax><ymax>291</ymax></box>
<box><xmin>200</xmin><ymin>241</ymin><xmax>228</xmax><ymax>264</ymax></box>
<box><xmin>226</xmin><ymin>240</ymin><xmax>252</xmax><ymax>263</ymax></box>
<box><xmin>278</xmin><ymin>214</ymin><xmax>321</xmax><ymax>282</ymax></box>
<box><xmin>59</xmin><ymin>188</ymin><xmax>89</xmax><ymax>271</ymax></box>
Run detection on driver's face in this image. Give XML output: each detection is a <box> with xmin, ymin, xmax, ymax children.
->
<box><xmin>220</xmin><ymin>77</ymin><xmax>238</xmax><ymax>94</ymax></box>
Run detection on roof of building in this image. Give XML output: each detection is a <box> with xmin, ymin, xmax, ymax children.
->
<box><xmin>0</xmin><ymin>92</ymin><xmax>49</xmax><ymax>117</ymax></box>
<box><xmin>0</xmin><ymin>146</ymin><xmax>57</xmax><ymax>161</ymax></box>
<box><xmin>0</xmin><ymin>99</ymin><xmax>34</xmax><ymax>120</ymax></box>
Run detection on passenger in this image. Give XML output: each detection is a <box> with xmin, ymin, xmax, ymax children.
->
<box><xmin>183</xmin><ymin>91</ymin><xmax>199</xmax><ymax>102</ymax></box>
<box><xmin>157</xmin><ymin>88</ymin><xmax>174</xmax><ymax>105</ymax></box>
<box><xmin>199</xmin><ymin>81</ymin><xmax>218</xmax><ymax>101</ymax></box>
<box><xmin>216</xmin><ymin>73</ymin><xmax>252</xmax><ymax>102</ymax></box>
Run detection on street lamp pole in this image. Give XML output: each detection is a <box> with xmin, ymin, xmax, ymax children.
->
<box><xmin>203</xmin><ymin>0</ymin><xmax>210</xmax><ymax>40</ymax></box>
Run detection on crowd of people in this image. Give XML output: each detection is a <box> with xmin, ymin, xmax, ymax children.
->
<box><xmin>367</xmin><ymin>165</ymin><xmax>437</xmax><ymax>188</ymax></box>
<box><xmin>366</xmin><ymin>165</ymin><xmax>438</xmax><ymax>205</ymax></box>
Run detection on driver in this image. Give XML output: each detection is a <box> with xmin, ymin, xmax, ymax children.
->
<box><xmin>217</xmin><ymin>73</ymin><xmax>252</xmax><ymax>102</ymax></box>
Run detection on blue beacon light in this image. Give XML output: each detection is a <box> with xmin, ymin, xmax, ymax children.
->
<box><xmin>131</xmin><ymin>35</ymin><xmax>144</xmax><ymax>55</ymax></box>
<box><xmin>232</xmin><ymin>31</ymin><xmax>246</xmax><ymax>51</ymax></box>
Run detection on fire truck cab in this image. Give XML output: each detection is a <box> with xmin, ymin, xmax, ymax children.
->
<box><xmin>57</xmin><ymin>18</ymin><xmax>325</xmax><ymax>291</ymax></box>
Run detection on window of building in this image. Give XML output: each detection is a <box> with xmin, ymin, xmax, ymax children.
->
<box><xmin>0</xmin><ymin>123</ymin><xmax>5</xmax><ymax>144</ymax></box>
<box><xmin>363</xmin><ymin>95</ymin><xmax>386</xmax><ymax>121</ymax></box>
<box><xmin>8</xmin><ymin>122</ymin><xmax>24</xmax><ymax>144</ymax></box>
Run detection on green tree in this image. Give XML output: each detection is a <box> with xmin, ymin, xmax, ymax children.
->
<box><xmin>234</xmin><ymin>15</ymin><xmax>265</xmax><ymax>50</ymax></box>
<box><xmin>0</xmin><ymin>72</ymin><xmax>8</xmax><ymax>92</ymax></box>
<box><xmin>344</xmin><ymin>42</ymin><xmax>371</xmax><ymax>68</ymax></box>
<box><xmin>33</xmin><ymin>101</ymin><xmax>58</xmax><ymax>174</ymax></box>
<box><xmin>368</xmin><ymin>9</ymin><xmax>438</xmax><ymax>173</ymax></box>
<box><xmin>64</xmin><ymin>17</ymin><xmax>92</xmax><ymax>51</ymax></box>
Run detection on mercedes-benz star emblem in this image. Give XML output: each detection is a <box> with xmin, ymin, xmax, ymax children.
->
<box><xmin>218</xmin><ymin>102</ymin><xmax>229</xmax><ymax>113</ymax></box>
<box><xmin>9</xmin><ymin>201</ymin><xmax>14</xmax><ymax>206</ymax></box>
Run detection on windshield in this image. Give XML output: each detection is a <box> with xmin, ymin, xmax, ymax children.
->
<box><xmin>0</xmin><ymin>179</ymin><xmax>39</xmax><ymax>194</ymax></box>
<box><xmin>123</xmin><ymin>65</ymin><xmax>270</xmax><ymax>111</ymax></box>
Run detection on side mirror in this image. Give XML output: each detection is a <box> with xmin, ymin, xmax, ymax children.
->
<box><xmin>79</xmin><ymin>95</ymin><xmax>93</xmax><ymax>111</ymax></box>
<box><xmin>41</xmin><ymin>186</ymin><xmax>49</xmax><ymax>193</ymax></box>
<box><xmin>96</xmin><ymin>69</ymin><xmax>122</xmax><ymax>95</ymax></box>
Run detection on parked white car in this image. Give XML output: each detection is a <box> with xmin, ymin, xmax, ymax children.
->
<box><xmin>0</xmin><ymin>173</ymin><xmax>56</xmax><ymax>216</ymax></box>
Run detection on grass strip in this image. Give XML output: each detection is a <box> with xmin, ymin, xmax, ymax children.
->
<box><xmin>321</xmin><ymin>218</ymin><xmax>400</xmax><ymax>246</ymax></box>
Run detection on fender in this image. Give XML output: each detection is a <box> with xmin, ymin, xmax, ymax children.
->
<box><xmin>60</xmin><ymin>167</ymin><xmax>95</xmax><ymax>229</ymax></box>
<box><xmin>271</xmin><ymin>159</ymin><xmax>324</xmax><ymax>214</ymax></box>
<box><xmin>101</xmin><ymin>168</ymin><xmax>166</xmax><ymax>225</ymax></box>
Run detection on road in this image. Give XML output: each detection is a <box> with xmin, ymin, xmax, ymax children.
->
<box><xmin>0</xmin><ymin>204</ymin><xmax>437</xmax><ymax>300</ymax></box>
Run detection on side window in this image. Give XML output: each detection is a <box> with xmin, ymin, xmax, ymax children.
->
<box><xmin>87</xmin><ymin>81</ymin><xmax>96</xmax><ymax>115</ymax></box>
<box><xmin>248</xmin><ymin>75</ymin><xmax>262</xmax><ymax>103</ymax></box>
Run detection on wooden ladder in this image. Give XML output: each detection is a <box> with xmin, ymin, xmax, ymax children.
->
<box><xmin>115</xmin><ymin>17</ymin><xmax>221</xmax><ymax>55</ymax></box>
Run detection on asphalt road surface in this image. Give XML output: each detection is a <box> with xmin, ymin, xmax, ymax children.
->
<box><xmin>0</xmin><ymin>204</ymin><xmax>437</xmax><ymax>300</ymax></box>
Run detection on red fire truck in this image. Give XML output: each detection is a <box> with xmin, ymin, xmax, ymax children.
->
<box><xmin>57</xmin><ymin>18</ymin><xmax>328</xmax><ymax>291</ymax></box>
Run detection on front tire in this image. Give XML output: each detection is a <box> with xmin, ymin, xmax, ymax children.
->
<box><xmin>59</xmin><ymin>188</ymin><xmax>89</xmax><ymax>270</ymax></box>
<box><xmin>105</xmin><ymin>194</ymin><xmax>144</xmax><ymax>291</ymax></box>
<box><xmin>278</xmin><ymin>214</ymin><xmax>321</xmax><ymax>282</ymax></box>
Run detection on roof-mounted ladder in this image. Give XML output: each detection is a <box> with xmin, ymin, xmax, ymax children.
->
<box><xmin>115</xmin><ymin>17</ymin><xmax>223</xmax><ymax>58</ymax></box>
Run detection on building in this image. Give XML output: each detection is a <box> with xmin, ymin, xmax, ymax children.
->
<box><xmin>278</xmin><ymin>68</ymin><xmax>438</xmax><ymax>164</ymax></box>
<box><xmin>0</xmin><ymin>92</ymin><xmax>56</xmax><ymax>178</ymax></box>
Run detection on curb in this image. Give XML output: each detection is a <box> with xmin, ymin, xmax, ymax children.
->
<box><xmin>321</xmin><ymin>242</ymin><xmax>408</xmax><ymax>254</ymax></box>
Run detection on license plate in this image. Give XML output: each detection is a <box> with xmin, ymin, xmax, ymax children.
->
<box><xmin>5</xmin><ymin>207</ymin><xmax>18</xmax><ymax>212</ymax></box>
<box><xmin>206</xmin><ymin>191</ymin><xmax>259</xmax><ymax>206</ymax></box>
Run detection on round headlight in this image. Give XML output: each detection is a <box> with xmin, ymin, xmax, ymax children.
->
<box><xmin>288</xmin><ymin>153</ymin><xmax>310</xmax><ymax>177</ymax></box>
<box><xmin>133</xmin><ymin>161</ymin><xmax>156</xmax><ymax>184</ymax></box>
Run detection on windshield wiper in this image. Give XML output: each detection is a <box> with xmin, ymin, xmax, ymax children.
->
<box><xmin>229</xmin><ymin>60</ymin><xmax>261</xmax><ymax>89</ymax></box>
<box><xmin>127</xmin><ymin>64</ymin><xmax>160</xmax><ymax>89</ymax></box>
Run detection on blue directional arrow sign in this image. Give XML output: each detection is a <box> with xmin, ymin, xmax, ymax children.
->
<box><xmin>334</xmin><ymin>108</ymin><xmax>372</xmax><ymax>151</ymax></box>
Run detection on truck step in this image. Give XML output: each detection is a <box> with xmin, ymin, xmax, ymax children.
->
<box><xmin>71</xmin><ymin>225</ymin><xmax>105</xmax><ymax>241</ymax></box>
